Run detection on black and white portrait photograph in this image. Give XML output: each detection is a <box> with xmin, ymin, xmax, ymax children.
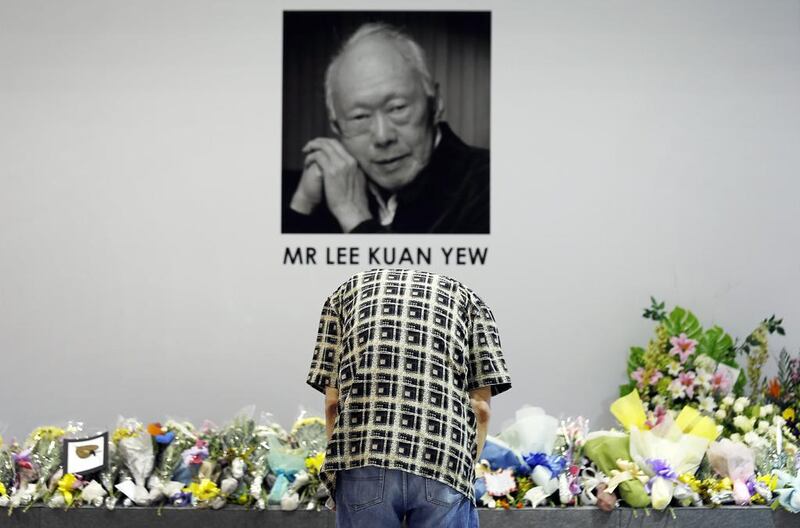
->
<box><xmin>281</xmin><ymin>11</ymin><xmax>491</xmax><ymax>234</ymax></box>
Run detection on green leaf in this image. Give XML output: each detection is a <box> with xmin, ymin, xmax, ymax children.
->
<box><xmin>696</xmin><ymin>326</ymin><xmax>736</xmax><ymax>366</ymax></box>
<box><xmin>733</xmin><ymin>370</ymin><xmax>747</xmax><ymax>396</ymax></box>
<box><xmin>627</xmin><ymin>346</ymin><xmax>646</xmax><ymax>374</ymax></box>
<box><xmin>619</xmin><ymin>382</ymin><xmax>636</xmax><ymax>398</ymax></box>
<box><xmin>663</xmin><ymin>306</ymin><xmax>703</xmax><ymax>340</ymax></box>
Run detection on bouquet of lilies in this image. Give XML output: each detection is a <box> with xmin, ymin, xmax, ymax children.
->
<box><xmin>621</xmin><ymin>299</ymin><xmax>785</xmax><ymax>414</ymax></box>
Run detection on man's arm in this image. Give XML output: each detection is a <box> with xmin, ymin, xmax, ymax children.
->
<box><xmin>469</xmin><ymin>386</ymin><xmax>492</xmax><ymax>460</ymax></box>
<box><xmin>324</xmin><ymin>386</ymin><xmax>340</xmax><ymax>441</ymax></box>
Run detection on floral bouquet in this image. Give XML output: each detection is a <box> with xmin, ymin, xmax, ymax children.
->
<box><xmin>183</xmin><ymin>478</ymin><xmax>224</xmax><ymax>509</ymax></box>
<box><xmin>713</xmin><ymin>397</ymin><xmax>797</xmax><ymax>473</ymax></box>
<box><xmin>554</xmin><ymin>417</ymin><xmax>590</xmax><ymax>506</ymax></box>
<box><xmin>765</xmin><ymin>348</ymin><xmax>800</xmax><ymax>450</ymax></box>
<box><xmin>705</xmin><ymin>439</ymin><xmax>772</xmax><ymax>505</ymax></box>
<box><xmin>621</xmin><ymin>299</ymin><xmax>784</xmax><ymax>412</ymax></box>
<box><xmin>0</xmin><ymin>432</ymin><xmax>14</xmax><ymax>508</ymax></box>
<box><xmin>216</xmin><ymin>407</ymin><xmax>257</xmax><ymax>507</ymax></box>
<box><xmin>299</xmin><ymin>451</ymin><xmax>327</xmax><ymax>510</ymax></box>
<box><xmin>265</xmin><ymin>427</ymin><xmax>308</xmax><ymax>508</ymax></box>
<box><xmin>617</xmin><ymin>392</ymin><xmax>719</xmax><ymax>510</ymax></box>
<box><xmin>146</xmin><ymin>420</ymin><xmax>198</xmax><ymax>504</ymax></box>
<box><xmin>97</xmin><ymin>437</ymin><xmax>123</xmax><ymax>510</ymax></box>
<box><xmin>248</xmin><ymin>416</ymin><xmax>283</xmax><ymax>509</ymax></box>
<box><xmin>8</xmin><ymin>426</ymin><xmax>66</xmax><ymax>510</ymax></box>
<box><xmin>286</xmin><ymin>415</ymin><xmax>328</xmax><ymax>510</ymax></box>
<box><xmin>113</xmin><ymin>418</ymin><xmax>155</xmax><ymax>505</ymax></box>
<box><xmin>474</xmin><ymin>461</ymin><xmax>530</xmax><ymax>509</ymax></box>
<box><xmin>45</xmin><ymin>471</ymin><xmax>87</xmax><ymax>509</ymax></box>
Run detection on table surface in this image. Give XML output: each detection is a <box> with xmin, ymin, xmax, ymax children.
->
<box><xmin>0</xmin><ymin>506</ymin><xmax>797</xmax><ymax>528</ymax></box>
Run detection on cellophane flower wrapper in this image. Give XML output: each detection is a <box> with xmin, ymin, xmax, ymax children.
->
<box><xmin>8</xmin><ymin>425</ymin><xmax>67</xmax><ymax>510</ymax></box>
<box><xmin>629</xmin><ymin>418</ymin><xmax>714</xmax><ymax>510</ymax></box>
<box><xmin>147</xmin><ymin>420</ymin><xmax>198</xmax><ymax>504</ymax></box>
<box><xmin>289</xmin><ymin>411</ymin><xmax>327</xmax><ymax>510</ymax></box>
<box><xmin>98</xmin><ymin>440</ymin><xmax>122</xmax><ymax>509</ymax></box>
<box><xmin>497</xmin><ymin>407</ymin><xmax>559</xmax><ymax>456</ymax></box>
<box><xmin>266</xmin><ymin>433</ymin><xmax>307</xmax><ymax>506</ymax></box>
<box><xmin>478</xmin><ymin>436</ymin><xmax>529</xmax><ymax>473</ymax></box>
<box><xmin>114</xmin><ymin>418</ymin><xmax>154</xmax><ymax>505</ymax></box>
<box><xmin>217</xmin><ymin>406</ymin><xmax>257</xmax><ymax>506</ymax></box>
<box><xmin>706</xmin><ymin>439</ymin><xmax>756</xmax><ymax>505</ymax></box>
<box><xmin>583</xmin><ymin>431</ymin><xmax>649</xmax><ymax>507</ymax></box>
<box><xmin>774</xmin><ymin>471</ymin><xmax>800</xmax><ymax>513</ymax></box>
<box><xmin>249</xmin><ymin>413</ymin><xmax>282</xmax><ymax>508</ymax></box>
<box><xmin>0</xmin><ymin>436</ymin><xmax>14</xmax><ymax>508</ymax></box>
<box><xmin>555</xmin><ymin>417</ymin><xmax>590</xmax><ymax>505</ymax></box>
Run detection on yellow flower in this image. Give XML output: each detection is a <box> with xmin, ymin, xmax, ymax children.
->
<box><xmin>291</xmin><ymin>416</ymin><xmax>325</xmax><ymax>435</ymax></box>
<box><xmin>112</xmin><ymin>425</ymin><xmax>141</xmax><ymax>444</ymax></box>
<box><xmin>0</xmin><ymin>482</ymin><xmax>7</xmax><ymax>497</ymax></box>
<box><xmin>185</xmin><ymin>479</ymin><xmax>220</xmax><ymax>502</ymax></box>
<box><xmin>28</xmin><ymin>426</ymin><xmax>66</xmax><ymax>444</ymax></box>
<box><xmin>237</xmin><ymin>493</ymin><xmax>249</xmax><ymax>505</ymax></box>
<box><xmin>758</xmin><ymin>473</ymin><xmax>778</xmax><ymax>491</ymax></box>
<box><xmin>306</xmin><ymin>452</ymin><xmax>325</xmax><ymax>476</ymax></box>
<box><xmin>57</xmin><ymin>473</ymin><xmax>78</xmax><ymax>506</ymax></box>
<box><xmin>783</xmin><ymin>408</ymin><xmax>796</xmax><ymax>422</ymax></box>
<box><xmin>678</xmin><ymin>473</ymin><xmax>700</xmax><ymax>492</ymax></box>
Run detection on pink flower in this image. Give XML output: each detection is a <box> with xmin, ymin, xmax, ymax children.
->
<box><xmin>678</xmin><ymin>371</ymin><xmax>697</xmax><ymax>399</ymax></box>
<box><xmin>631</xmin><ymin>367</ymin><xmax>646</xmax><ymax>388</ymax></box>
<box><xmin>649</xmin><ymin>371</ymin><xmax>663</xmax><ymax>385</ymax></box>
<box><xmin>711</xmin><ymin>371</ymin><xmax>731</xmax><ymax>393</ymax></box>
<box><xmin>646</xmin><ymin>406</ymin><xmax>667</xmax><ymax>429</ymax></box>
<box><xmin>669</xmin><ymin>333</ymin><xmax>698</xmax><ymax>363</ymax></box>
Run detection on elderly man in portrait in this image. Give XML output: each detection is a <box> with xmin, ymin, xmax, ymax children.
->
<box><xmin>283</xmin><ymin>23</ymin><xmax>490</xmax><ymax>234</ymax></box>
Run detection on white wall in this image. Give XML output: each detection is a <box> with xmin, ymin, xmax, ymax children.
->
<box><xmin>1</xmin><ymin>0</ymin><xmax>798</xmax><ymax>441</ymax></box>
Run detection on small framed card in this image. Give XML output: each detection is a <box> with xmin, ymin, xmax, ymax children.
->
<box><xmin>62</xmin><ymin>432</ymin><xmax>108</xmax><ymax>476</ymax></box>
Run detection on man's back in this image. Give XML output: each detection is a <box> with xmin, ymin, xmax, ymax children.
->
<box><xmin>307</xmin><ymin>269</ymin><xmax>511</xmax><ymax>511</ymax></box>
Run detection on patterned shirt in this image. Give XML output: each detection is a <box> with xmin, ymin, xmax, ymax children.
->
<box><xmin>306</xmin><ymin>269</ymin><xmax>512</xmax><ymax>502</ymax></box>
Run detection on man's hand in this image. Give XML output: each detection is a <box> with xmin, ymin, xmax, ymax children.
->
<box><xmin>290</xmin><ymin>159</ymin><xmax>324</xmax><ymax>215</ymax></box>
<box><xmin>301</xmin><ymin>138</ymin><xmax>373</xmax><ymax>233</ymax></box>
<box><xmin>469</xmin><ymin>387</ymin><xmax>492</xmax><ymax>461</ymax></box>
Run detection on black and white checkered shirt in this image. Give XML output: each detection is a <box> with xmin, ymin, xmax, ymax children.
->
<box><xmin>307</xmin><ymin>269</ymin><xmax>512</xmax><ymax>502</ymax></box>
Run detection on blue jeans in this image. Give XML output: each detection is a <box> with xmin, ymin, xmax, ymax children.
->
<box><xmin>335</xmin><ymin>466</ymin><xmax>478</xmax><ymax>528</ymax></box>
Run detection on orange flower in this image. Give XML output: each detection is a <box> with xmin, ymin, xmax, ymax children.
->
<box><xmin>767</xmin><ymin>378</ymin><xmax>781</xmax><ymax>399</ymax></box>
<box><xmin>147</xmin><ymin>422</ymin><xmax>165</xmax><ymax>436</ymax></box>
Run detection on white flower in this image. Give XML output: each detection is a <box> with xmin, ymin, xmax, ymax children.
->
<box><xmin>773</xmin><ymin>416</ymin><xmax>787</xmax><ymax>427</ymax></box>
<box><xmin>757</xmin><ymin>420</ymin><xmax>770</xmax><ymax>434</ymax></box>
<box><xmin>667</xmin><ymin>362</ymin><xmax>682</xmax><ymax>376</ymax></box>
<box><xmin>652</xmin><ymin>395</ymin><xmax>667</xmax><ymax>408</ymax></box>
<box><xmin>699</xmin><ymin>397</ymin><xmax>716</xmax><ymax>413</ymax></box>
<box><xmin>668</xmin><ymin>378</ymin><xmax>686</xmax><ymax>399</ymax></box>
<box><xmin>743</xmin><ymin>432</ymin><xmax>768</xmax><ymax>449</ymax></box>
<box><xmin>82</xmin><ymin>480</ymin><xmax>107</xmax><ymax>506</ymax></box>
<box><xmin>695</xmin><ymin>355</ymin><xmax>717</xmax><ymax>372</ymax></box>
<box><xmin>733</xmin><ymin>415</ymin><xmax>755</xmax><ymax>433</ymax></box>
<box><xmin>715</xmin><ymin>409</ymin><xmax>727</xmax><ymax>421</ymax></box>
<box><xmin>716</xmin><ymin>425</ymin><xmax>724</xmax><ymax>436</ymax></box>
<box><xmin>730</xmin><ymin>433</ymin><xmax>742</xmax><ymax>443</ymax></box>
<box><xmin>733</xmin><ymin>398</ymin><xmax>749</xmax><ymax>414</ymax></box>
<box><xmin>722</xmin><ymin>395</ymin><xmax>735</xmax><ymax>407</ymax></box>
<box><xmin>759</xmin><ymin>405</ymin><xmax>774</xmax><ymax>418</ymax></box>
<box><xmin>695</xmin><ymin>370</ymin><xmax>713</xmax><ymax>390</ymax></box>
